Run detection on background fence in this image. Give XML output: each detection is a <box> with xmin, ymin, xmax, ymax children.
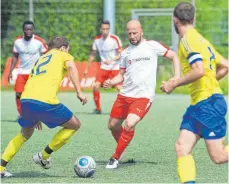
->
<box><xmin>1</xmin><ymin>0</ymin><xmax>228</xmax><ymax>93</ymax></box>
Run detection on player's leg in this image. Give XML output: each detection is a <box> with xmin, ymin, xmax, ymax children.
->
<box><xmin>203</xmin><ymin>94</ymin><xmax>228</xmax><ymax>164</ymax></box>
<box><xmin>108</xmin><ymin>95</ymin><xmax>126</xmax><ymax>143</ymax></box>
<box><xmin>92</xmin><ymin>81</ymin><xmax>102</xmax><ymax>114</ymax></box>
<box><xmin>0</xmin><ymin>127</ymin><xmax>35</xmax><ymax>177</ymax></box>
<box><xmin>15</xmin><ymin>92</ymin><xmax>22</xmax><ymax>116</ymax></box>
<box><xmin>14</xmin><ymin>74</ymin><xmax>29</xmax><ymax>116</ymax></box>
<box><xmin>205</xmin><ymin>138</ymin><xmax>228</xmax><ymax>164</ymax></box>
<box><xmin>1</xmin><ymin>100</ymin><xmax>38</xmax><ymax>177</ymax></box>
<box><xmin>33</xmin><ymin>102</ymin><xmax>80</xmax><ymax>169</ymax></box>
<box><xmin>106</xmin><ymin>113</ymin><xmax>140</xmax><ymax>169</ymax></box>
<box><xmin>108</xmin><ymin>117</ymin><xmax>124</xmax><ymax>143</ymax></box>
<box><xmin>93</xmin><ymin>69</ymin><xmax>109</xmax><ymax>114</ymax></box>
<box><xmin>40</xmin><ymin>115</ymin><xmax>80</xmax><ymax>159</ymax></box>
<box><xmin>175</xmin><ymin>129</ymin><xmax>200</xmax><ymax>184</ymax></box>
<box><xmin>106</xmin><ymin>97</ymin><xmax>151</xmax><ymax>169</ymax></box>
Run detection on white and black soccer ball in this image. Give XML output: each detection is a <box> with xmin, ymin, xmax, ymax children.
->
<box><xmin>74</xmin><ymin>156</ymin><xmax>96</xmax><ymax>178</ymax></box>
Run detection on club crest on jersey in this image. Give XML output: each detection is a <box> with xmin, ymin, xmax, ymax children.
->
<box><xmin>128</xmin><ymin>60</ymin><xmax>132</xmax><ymax>65</ymax></box>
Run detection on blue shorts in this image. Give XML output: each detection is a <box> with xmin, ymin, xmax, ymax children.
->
<box><xmin>180</xmin><ymin>94</ymin><xmax>227</xmax><ymax>139</ymax></box>
<box><xmin>18</xmin><ymin>99</ymin><xmax>73</xmax><ymax>128</ymax></box>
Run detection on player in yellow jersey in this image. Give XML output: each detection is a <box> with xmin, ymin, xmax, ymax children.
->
<box><xmin>0</xmin><ymin>36</ymin><xmax>87</xmax><ymax>178</ymax></box>
<box><xmin>160</xmin><ymin>2</ymin><xmax>228</xmax><ymax>183</ymax></box>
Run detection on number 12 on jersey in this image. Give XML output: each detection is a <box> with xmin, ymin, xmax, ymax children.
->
<box><xmin>31</xmin><ymin>54</ymin><xmax>52</xmax><ymax>77</ymax></box>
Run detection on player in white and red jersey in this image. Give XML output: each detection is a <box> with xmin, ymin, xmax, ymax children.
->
<box><xmin>8</xmin><ymin>20</ymin><xmax>48</xmax><ymax>116</ymax></box>
<box><xmin>84</xmin><ymin>20</ymin><xmax>123</xmax><ymax>114</ymax></box>
<box><xmin>103</xmin><ymin>20</ymin><xmax>181</xmax><ymax>169</ymax></box>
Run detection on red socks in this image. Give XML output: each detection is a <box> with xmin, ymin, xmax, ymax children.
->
<box><xmin>112</xmin><ymin>128</ymin><xmax>135</xmax><ymax>159</ymax></box>
<box><xmin>93</xmin><ymin>91</ymin><xmax>101</xmax><ymax>110</ymax></box>
<box><xmin>16</xmin><ymin>98</ymin><xmax>22</xmax><ymax>116</ymax></box>
<box><xmin>111</xmin><ymin>126</ymin><xmax>124</xmax><ymax>143</ymax></box>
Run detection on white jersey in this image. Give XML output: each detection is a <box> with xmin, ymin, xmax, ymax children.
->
<box><xmin>92</xmin><ymin>34</ymin><xmax>122</xmax><ymax>70</ymax></box>
<box><xmin>119</xmin><ymin>40</ymin><xmax>169</xmax><ymax>101</ymax></box>
<box><xmin>12</xmin><ymin>34</ymin><xmax>48</xmax><ymax>74</ymax></box>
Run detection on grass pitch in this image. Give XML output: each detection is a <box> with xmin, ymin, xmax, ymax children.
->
<box><xmin>1</xmin><ymin>91</ymin><xmax>228</xmax><ymax>183</ymax></box>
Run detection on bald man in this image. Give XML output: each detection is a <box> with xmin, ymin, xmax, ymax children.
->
<box><xmin>103</xmin><ymin>20</ymin><xmax>181</xmax><ymax>169</ymax></box>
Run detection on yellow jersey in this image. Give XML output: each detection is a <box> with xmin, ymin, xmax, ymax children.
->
<box><xmin>178</xmin><ymin>28</ymin><xmax>223</xmax><ymax>105</ymax></box>
<box><xmin>21</xmin><ymin>49</ymin><xmax>74</xmax><ymax>104</ymax></box>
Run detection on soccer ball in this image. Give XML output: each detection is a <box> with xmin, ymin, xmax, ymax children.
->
<box><xmin>74</xmin><ymin>156</ymin><xmax>96</xmax><ymax>178</ymax></box>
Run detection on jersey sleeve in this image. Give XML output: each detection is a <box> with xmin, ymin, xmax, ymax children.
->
<box><xmin>39</xmin><ymin>40</ymin><xmax>48</xmax><ymax>53</ymax></box>
<box><xmin>180</xmin><ymin>35</ymin><xmax>203</xmax><ymax>65</ymax></box>
<box><xmin>149</xmin><ymin>41</ymin><xmax>169</xmax><ymax>57</ymax></box>
<box><xmin>63</xmin><ymin>53</ymin><xmax>74</xmax><ymax>69</ymax></box>
<box><xmin>12</xmin><ymin>41</ymin><xmax>19</xmax><ymax>54</ymax></box>
<box><xmin>112</xmin><ymin>35</ymin><xmax>122</xmax><ymax>50</ymax></box>
<box><xmin>119</xmin><ymin>52</ymin><xmax>127</xmax><ymax>69</ymax></box>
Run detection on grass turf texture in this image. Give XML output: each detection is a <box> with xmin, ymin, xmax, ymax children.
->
<box><xmin>1</xmin><ymin>91</ymin><xmax>228</xmax><ymax>183</ymax></box>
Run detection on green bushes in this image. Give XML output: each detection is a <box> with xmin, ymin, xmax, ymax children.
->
<box><xmin>1</xmin><ymin>0</ymin><xmax>228</xmax><ymax>94</ymax></box>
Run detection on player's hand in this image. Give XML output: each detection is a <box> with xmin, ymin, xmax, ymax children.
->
<box><xmin>160</xmin><ymin>80</ymin><xmax>176</xmax><ymax>94</ymax></box>
<box><xmin>35</xmin><ymin>121</ymin><xmax>42</xmax><ymax>130</ymax></box>
<box><xmin>103</xmin><ymin>60</ymin><xmax>113</xmax><ymax>65</ymax></box>
<box><xmin>77</xmin><ymin>92</ymin><xmax>87</xmax><ymax>105</ymax></box>
<box><xmin>103</xmin><ymin>79</ymin><xmax>111</xmax><ymax>89</ymax></box>
<box><xmin>8</xmin><ymin>73</ymin><xmax>12</xmax><ymax>83</ymax></box>
<box><xmin>83</xmin><ymin>69</ymin><xmax>88</xmax><ymax>77</ymax></box>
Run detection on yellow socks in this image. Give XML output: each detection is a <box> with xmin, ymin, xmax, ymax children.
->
<box><xmin>177</xmin><ymin>154</ymin><xmax>196</xmax><ymax>183</ymax></box>
<box><xmin>41</xmin><ymin>128</ymin><xmax>76</xmax><ymax>159</ymax></box>
<box><xmin>1</xmin><ymin>133</ymin><xmax>27</xmax><ymax>170</ymax></box>
<box><xmin>0</xmin><ymin>165</ymin><xmax>5</xmax><ymax>172</ymax></box>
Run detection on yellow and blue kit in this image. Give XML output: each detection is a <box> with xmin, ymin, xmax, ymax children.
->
<box><xmin>19</xmin><ymin>49</ymin><xmax>74</xmax><ymax>128</ymax></box>
<box><xmin>178</xmin><ymin>28</ymin><xmax>227</xmax><ymax>139</ymax></box>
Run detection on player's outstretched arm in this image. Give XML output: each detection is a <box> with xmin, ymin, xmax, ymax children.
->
<box><xmin>164</xmin><ymin>50</ymin><xmax>180</xmax><ymax>79</ymax></box>
<box><xmin>8</xmin><ymin>53</ymin><xmax>19</xmax><ymax>82</ymax></box>
<box><xmin>103</xmin><ymin>68</ymin><xmax>125</xmax><ymax>89</ymax></box>
<box><xmin>161</xmin><ymin>61</ymin><xmax>204</xmax><ymax>94</ymax></box>
<box><xmin>216</xmin><ymin>58</ymin><xmax>228</xmax><ymax>80</ymax></box>
<box><xmin>84</xmin><ymin>50</ymin><xmax>96</xmax><ymax>77</ymax></box>
<box><xmin>66</xmin><ymin>60</ymin><xmax>87</xmax><ymax>105</ymax></box>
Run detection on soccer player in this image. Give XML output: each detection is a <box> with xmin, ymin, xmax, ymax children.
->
<box><xmin>83</xmin><ymin>20</ymin><xmax>123</xmax><ymax>114</ymax></box>
<box><xmin>160</xmin><ymin>2</ymin><xmax>228</xmax><ymax>183</ymax></box>
<box><xmin>8</xmin><ymin>20</ymin><xmax>48</xmax><ymax>116</ymax></box>
<box><xmin>0</xmin><ymin>36</ymin><xmax>87</xmax><ymax>178</ymax></box>
<box><xmin>103</xmin><ymin>20</ymin><xmax>180</xmax><ymax>169</ymax></box>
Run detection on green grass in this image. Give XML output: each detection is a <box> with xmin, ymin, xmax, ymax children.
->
<box><xmin>1</xmin><ymin>91</ymin><xmax>228</xmax><ymax>183</ymax></box>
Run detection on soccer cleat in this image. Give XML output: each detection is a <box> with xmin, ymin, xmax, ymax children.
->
<box><xmin>0</xmin><ymin>170</ymin><xmax>13</xmax><ymax>178</ymax></box>
<box><xmin>32</xmin><ymin>152</ymin><xmax>52</xmax><ymax>169</ymax></box>
<box><xmin>106</xmin><ymin>158</ymin><xmax>119</xmax><ymax>169</ymax></box>
<box><xmin>92</xmin><ymin>109</ymin><xmax>102</xmax><ymax>114</ymax></box>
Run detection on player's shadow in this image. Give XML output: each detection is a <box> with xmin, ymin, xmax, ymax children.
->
<box><xmin>74</xmin><ymin>111</ymin><xmax>110</xmax><ymax>115</ymax></box>
<box><xmin>12</xmin><ymin>171</ymin><xmax>64</xmax><ymax>178</ymax></box>
<box><xmin>96</xmin><ymin>159</ymin><xmax>157</xmax><ymax>168</ymax></box>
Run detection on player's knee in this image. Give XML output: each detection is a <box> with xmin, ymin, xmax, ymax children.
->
<box><xmin>107</xmin><ymin>123</ymin><xmax>113</xmax><ymax>130</ymax></box>
<box><xmin>209</xmin><ymin>150</ymin><xmax>227</xmax><ymax>164</ymax></box>
<box><xmin>175</xmin><ymin>140</ymin><xmax>190</xmax><ymax>157</ymax></box>
<box><xmin>16</xmin><ymin>93</ymin><xmax>21</xmax><ymax>99</ymax></box>
<box><xmin>93</xmin><ymin>82</ymin><xmax>100</xmax><ymax>91</ymax></box>
<box><xmin>21</xmin><ymin>128</ymin><xmax>34</xmax><ymax>140</ymax></box>
<box><xmin>210</xmin><ymin>156</ymin><xmax>226</xmax><ymax>164</ymax></box>
<box><xmin>72</xmin><ymin>116</ymin><xmax>81</xmax><ymax>130</ymax></box>
<box><xmin>124</xmin><ymin>120</ymin><xmax>134</xmax><ymax>131</ymax></box>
